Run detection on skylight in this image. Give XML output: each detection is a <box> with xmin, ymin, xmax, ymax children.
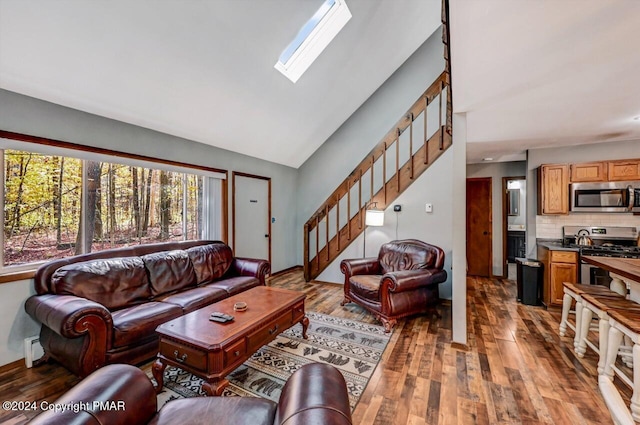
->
<box><xmin>275</xmin><ymin>0</ymin><xmax>351</xmax><ymax>83</ymax></box>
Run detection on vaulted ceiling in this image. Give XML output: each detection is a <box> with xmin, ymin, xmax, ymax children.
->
<box><xmin>2</xmin><ymin>0</ymin><xmax>639</xmax><ymax>168</ymax></box>
<box><xmin>0</xmin><ymin>0</ymin><xmax>441</xmax><ymax>168</ymax></box>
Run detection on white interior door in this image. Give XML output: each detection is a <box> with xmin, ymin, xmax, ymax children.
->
<box><xmin>234</xmin><ymin>174</ymin><xmax>269</xmax><ymax>261</ymax></box>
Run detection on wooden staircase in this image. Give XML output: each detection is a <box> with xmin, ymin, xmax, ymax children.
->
<box><xmin>303</xmin><ymin>77</ymin><xmax>452</xmax><ymax>281</ymax></box>
<box><xmin>303</xmin><ymin>0</ymin><xmax>453</xmax><ymax>282</ymax></box>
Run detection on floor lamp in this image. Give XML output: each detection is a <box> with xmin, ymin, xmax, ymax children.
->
<box><xmin>363</xmin><ymin>203</ymin><xmax>384</xmax><ymax>258</ymax></box>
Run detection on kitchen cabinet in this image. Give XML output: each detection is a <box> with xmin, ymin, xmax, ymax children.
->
<box><xmin>537</xmin><ymin>246</ymin><xmax>578</xmax><ymax>308</ymax></box>
<box><xmin>537</xmin><ymin>164</ymin><xmax>569</xmax><ymax>215</ymax></box>
<box><xmin>607</xmin><ymin>159</ymin><xmax>640</xmax><ymax>181</ymax></box>
<box><xmin>507</xmin><ymin>231</ymin><xmax>526</xmax><ymax>262</ymax></box>
<box><xmin>570</xmin><ymin>161</ymin><xmax>607</xmax><ymax>182</ymax></box>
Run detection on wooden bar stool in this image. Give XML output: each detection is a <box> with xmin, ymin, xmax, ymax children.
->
<box><xmin>603</xmin><ymin>308</ymin><xmax>640</xmax><ymax>422</ymax></box>
<box><xmin>577</xmin><ymin>294</ymin><xmax>639</xmax><ymax>374</ymax></box>
<box><xmin>560</xmin><ymin>282</ymin><xmax>624</xmax><ymax>349</ymax></box>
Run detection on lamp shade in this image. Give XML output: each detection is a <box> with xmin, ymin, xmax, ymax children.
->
<box><xmin>365</xmin><ymin>209</ymin><xmax>384</xmax><ymax>226</ymax></box>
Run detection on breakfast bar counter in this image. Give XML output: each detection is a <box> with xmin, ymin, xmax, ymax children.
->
<box><xmin>582</xmin><ymin>256</ymin><xmax>640</xmax><ymax>301</ymax></box>
<box><xmin>582</xmin><ymin>256</ymin><xmax>640</xmax><ymax>425</ymax></box>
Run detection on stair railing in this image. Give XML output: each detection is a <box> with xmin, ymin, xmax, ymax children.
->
<box><xmin>303</xmin><ymin>71</ymin><xmax>452</xmax><ymax>281</ymax></box>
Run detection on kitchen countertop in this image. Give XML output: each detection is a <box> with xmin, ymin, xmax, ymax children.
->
<box><xmin>536</xmin><ymin>240</ymin><xmax>580</xmax><ymax>252</ymax></box>
<box><xmin>582</xmin><ymin>256</ymin><xmax>640</xmax><ymax>283</ymax></box>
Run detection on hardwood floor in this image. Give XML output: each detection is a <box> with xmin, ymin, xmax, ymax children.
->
<box><xmin>0</xmin><ymin>271</ymin><xmax>622</xmax><ymax>424</ymax></box>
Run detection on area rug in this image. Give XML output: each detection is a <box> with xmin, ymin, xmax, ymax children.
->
<box><xmin>151</xmin><ymin>311</ymin><xmax>391</xmax><ymax>411</ymax></box>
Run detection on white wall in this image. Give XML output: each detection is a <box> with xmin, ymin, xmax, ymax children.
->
<box><xmin>0</xmin><ymin>89</ymin><xmax>300</xmax><ymax>274</ymax></box>
<box><xmin>0</xmin><ymin>279</ymin><xmax>40</xmax><ymax>366</ymax></box>
<box><xmin>451</xmin><ymin>113</ymin><xmax>467</xmax><ymax>345</ymax></box>
<box><xmin>317</xmin><ymin>149</ymin><xmax>454</xmax><ymax>299</ymax></box>
<box><xmin>0</xmin><ymin>89</ymin><xmax>301</xmax><ymax>366</ymax></box>
<box><xmin>0</xmin><ymin>25</ymin><xmax>449</xmax><ymax>368</ymax></box>
<box><xmin>526</xmin><ymin>140</ymin><xmax>640</xmax><ymax>257</ymax></box>
<box><xmin>466</xmin><ymin>161</ymin><xmax>527</xmax><ymax>275</ymax></box>
<box><xmin>295</xmin><ymin>30</ymin><xmax>446</xmax><ymax>264</ymax></box>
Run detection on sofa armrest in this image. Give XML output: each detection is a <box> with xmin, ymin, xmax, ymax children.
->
<box><xmin>275</xmin><ymin>363</ymin><xmax>352</xmax><ymax>425</ymax></box>
<box><xmin>25</xmin><ymin>294</ymin><xmax>113</xmax><ymax>376</ymax></box>
<box><xmin>340</xmin><ymin>258</ymin><xmax>381</xmax><ymax>277</ymax></box>
<box><xmin>232</xmin><ymin>257</ymin><xmax>271</xmax><ymax>285</ymax></box>
<box><xmin>25</xmin><ymin>294</ymin><xmax>113</xmax><ymax>339</ymax></box>
<box><xmin>382</xmin><ymin>269</ymin><xmax>447</xmax><ymax>293</ymax></box>
<box><xmin>28</xmin><ymin>364</ymin><xmax>157</xmax><ymax>425</ymax></box>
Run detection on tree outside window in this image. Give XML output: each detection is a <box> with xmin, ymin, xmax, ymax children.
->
<box><xmin>3</xmin><ymin>149</ymin><xmax>206</xmax><ymax>267</ymax></box>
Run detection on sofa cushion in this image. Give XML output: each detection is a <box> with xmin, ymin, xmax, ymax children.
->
<box><xmin>207</xmin><ymin>276</ymin><xmax>260</xmax><ymax>296</ymax></box>
<box><xmin>150</xmin><ymin>397</ymin><xmax>277</xmax><ymax>425</ymax></box>
<box><xmin>349</xmin><ymin>275</ymin><xmax>382</xmax><ymax>301</ymax></box>
<box><xmin>186</xmin><ymin>243</ymin><xmax>234</xmax><ymax>285</ymax></box>
<box><xmin>111</xmin><ymin>302</ymin><xmax>183</xmax><ymax>348</ymax></box>
<box><xmin>51</xmin><ymin>257</ymin><xmax>151</xmax><ymax>310</ymax></box>
<box><xmin>142</xmin><ymin>250</ymin><xmax>197</xmax><ymax>297</ymax></box>
<box><xmin>157</xmin><ymin>286</ymin><xmax>228</xmax><ymax>314</ymax></box>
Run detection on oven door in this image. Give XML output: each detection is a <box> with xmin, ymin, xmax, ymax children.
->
<box><xmin>580</xmin><ymin>260</ymin><xmax>612</xmax><ymax>286</ymax></box>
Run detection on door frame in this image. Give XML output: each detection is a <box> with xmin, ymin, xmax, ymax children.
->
<box><xmin>502</xmin><ymin>175</ymin><xmax>526</xmax><ymax>278</ymax></box>
<box><xmin>466</xmin><ymin>177</ymin><xmax>493</xmax><ymax>277</ymax></box>
<box><xmin>231</xmin><ymin>171</ymin><xmax>272</xmax><ymax>266</ymax></box>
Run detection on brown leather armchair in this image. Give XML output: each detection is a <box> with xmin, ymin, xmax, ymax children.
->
<box><xmin>340</xmin><ymin>239</ymin><xmax>447</xmax><ymax>332</ymax></box>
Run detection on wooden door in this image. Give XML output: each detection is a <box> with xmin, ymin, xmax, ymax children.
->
<box><xmin>233</xmin><ymin>173</ymin><xmax>271</xmax><ymax>264</ymax></box>
<box><xmin>467</xmin><ymin>178</ymin><xmax>492</xmax><ymax>277</ymax></box>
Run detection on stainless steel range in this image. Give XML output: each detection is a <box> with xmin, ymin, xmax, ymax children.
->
<box><xmin>562</xmin><ymin>226</ymin><xmax>640</xmax><ymax>285</ymax></box>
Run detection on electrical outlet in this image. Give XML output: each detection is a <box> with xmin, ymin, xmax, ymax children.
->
<box><xmin>393</xmin><ymin>205</ymin><xmax>401</xmax><ymax>212</ymax></box>
<box><xmin>425</xmin><ymin>203</ymin><xmax>433</xmax><ymax>213</ymax></box>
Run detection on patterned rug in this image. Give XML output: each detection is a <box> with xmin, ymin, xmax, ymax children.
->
<box><xmin>151</xmin><ymin>311</ymin><xmax>391</xmax><ymax>411</ymax></box>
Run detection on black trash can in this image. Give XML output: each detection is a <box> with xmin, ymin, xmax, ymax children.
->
<box><xmin>515</xmin><ymin>258</ymin><xmax>543</xmax><ymax>306</ymax></box>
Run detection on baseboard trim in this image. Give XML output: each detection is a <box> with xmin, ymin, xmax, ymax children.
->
<box><xmin>0</xmin><ymin>358</ymin><xmax>25</xmax><ymax>374</ymax></box>
<box><xmin>269</xmin><ymin>265</ymin><xmax>303</xmax><ymax>278</ymax></box>
<box><xmin>451</xmin><ymin>342</ymin><xmax>469</xmax><ymax>351</ymax></box>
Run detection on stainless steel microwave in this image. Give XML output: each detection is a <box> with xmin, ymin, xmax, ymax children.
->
<box><xmin>570</xmin><ymin>181</ymin><xmax>639</xmax><ymax>213</ymax></box>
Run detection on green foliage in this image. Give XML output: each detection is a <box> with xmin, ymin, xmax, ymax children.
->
<box><xmin>3</xmin><ymin>149</ymin><xmax>205</xmax><ymax>266</ymax></box>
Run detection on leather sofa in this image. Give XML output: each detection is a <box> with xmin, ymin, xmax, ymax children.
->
<box><xmin>25</xmin><ymin>240</ymin><xmax>270</xmax><ymax>377</ymax></box>
<box><xmin>340</xmin><ymin>239</ymin><xmax>447</xmax><ymax>332</ymax></box>
<box><xmin>28</xmin><ymin>363</ymin><xmax>352</xmax><ymax>425</ymax></box>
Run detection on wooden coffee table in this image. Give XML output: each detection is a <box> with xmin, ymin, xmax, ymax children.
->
<box><xmin>152</xmin><ymin>286</ymin><xmax>308</xmax><ymax>396</ymax></box>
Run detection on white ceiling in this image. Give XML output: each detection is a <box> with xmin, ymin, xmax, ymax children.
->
<box><xmin>3</xmin><ymin>1</ymin><xmax>637</xmax><ymax>169</ymax></box>
<box><xmin>451</xmin><ymin>0</ymin><xmax>640</xmax><ymax>164</ymax></box>
<box><xmin>0</xmin><ymin>0</ymin><xmax>441</xmax><ymax>168</ymax></box>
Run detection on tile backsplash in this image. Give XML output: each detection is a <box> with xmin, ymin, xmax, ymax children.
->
<box><xmin>536</xmin><ymin>214</ymin><xmax>640</xmax><ymax>239</ymax></box>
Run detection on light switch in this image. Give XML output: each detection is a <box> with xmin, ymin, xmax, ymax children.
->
<box><xmin>425</xmin><ymin>203</ymin><xmax>433</xmax><ymax>213</ymax></box>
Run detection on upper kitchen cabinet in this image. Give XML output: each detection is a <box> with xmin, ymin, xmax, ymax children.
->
<box><xmin>607</xmin><ymin>159</ymin><xmax>640</xmax><ymax>181</ymax></box>
<box><xmin>537</xmin><ymin>164</ymin><xmax>569</xmax><ymax>215</ymax></box>
<box><xmin>570</xmin><ymin>161</ymin><xmax>607</xmax><ymax>182</ymax></box>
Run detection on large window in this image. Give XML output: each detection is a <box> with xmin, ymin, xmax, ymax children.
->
<box><xmin>1</xmin><ymin>142</ymin><xmax>223</xmax><ymax>271</ymax></box>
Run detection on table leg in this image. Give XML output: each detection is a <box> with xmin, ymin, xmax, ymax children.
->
<box><xmin>202</xmin><ymin>378</ymin><xmax>229</xmax><ymax>396</ymax></box>
<box><xmin>301</xmin><ymin>316</ymin><xmax>309</xmax><ymax>339</ymax></box>
<box><xmin>598</xmin><ymin>315</ymin><xmax>610</xmax><ymax>375</ymax></box>
<box><xmin>632</xmin><ymin>343</ymin><xmax>640</xmax><ymax>422</ymax></box>
<box><xmin>560</xmin><ymin>292</ymin><xmax>572</xmax><ymax>337</ymax></box>
<box><xmin>152</xmin><ymin>358</ymin><xmax>167</xmax><ymax>394</ymax></box>
<box><xmin>610</xmin><ymin>273</ymin><xmax>627</xmax><ymax>298</ymax></box>
<box><xmin>574</xmin><ymin>301</ymin><xmax>583</xmax><ymax>350</ymax></box>
<box><xmin>577</xmin><ymin>307</ymin><xmax>593</xmax><ymax>357</ymax></box>
<box><xmin>604</xmin><ymin>327</ymin><xmax>624</xmax><ymax>381</ymax></box>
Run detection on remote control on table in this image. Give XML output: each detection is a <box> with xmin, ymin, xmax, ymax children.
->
<box><xmin>209</xmin><ymin>312</ymin><xmax>234</xmax><ymax>322</ymax></box>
